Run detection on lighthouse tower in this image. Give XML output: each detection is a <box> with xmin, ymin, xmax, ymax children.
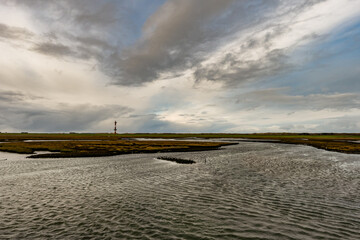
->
<box><xmin>114</xmin><ymin>121</ymin><xmax>117</xmax><ymax>134</ymax></box>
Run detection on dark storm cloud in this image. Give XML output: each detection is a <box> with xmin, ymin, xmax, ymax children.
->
<box><xmin>0</xmin><ymin>90</ymin><xmax>26</xmax><ymax>102</ymax></box>
<box><xmin>32</xmin><ymin>32</ymin><xmax>118</xmax><ymax>60</ymax></box>
<box><xmin>4</xmin><ymin>0</ymin><xmax>126</xmax><ymax>61</ymax></box>
<box><xmin>32</xmin><ymin>40</ymin><xmax>107</xmax><ymax>60</ymax></box>
<box><xmin>0</xmin><ymin>23</ymin><xmax>33</xmax><ymax>41</ymax></box>
<box><xmin>33</xmin><ymin>42</ymin><xmax>75</xmax><ymax>58</ymax></box>
<box><xmin>74</xmin><ymin>1</ymin><xmax>120</xmax><ymax>28</ymax></box>
<box><xmin>107</xmin><ymin>0</ymin><xmax>330</xmax><ymax>86</ymax></box>
<box><xmin>194</xmin><ymin>48</ymin><xmax>291</xmax><ymax>86</ymax></box>
<box><xmin>193</xmin><ymin>1</ymin><xmax>328</xmax><ymax>86</ymax></box>
<box><xmin>69</xmin><ymin>35</ymin><xmax>112</xmax><ymax>50</ymax></box>
<box><xmin>0</xmin><ymin>90</ymin><xmax>41</xmax><ymax>103</ymax></box>
<box><xmin>0</xmin><ymin>0</ymin><xmax>333</xmax><ymax>87</ymax></box>
<box><xmin>105</xmin><ymin>0</ymin><xmax>238</xmax><ymax>85</ymax></box>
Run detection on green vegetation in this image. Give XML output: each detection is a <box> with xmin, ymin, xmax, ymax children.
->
<box><xmin>0</xmin><ymin>133</ymin><xmax>122</xmax><ymax>142</ymax></box>
<box><xmin>1</xmin><ymin>132</ymin><xmax>360</xmax><ymax>141</ymax></box>
<box><xmin>116</xmin><ymin>133</ymin><xmax>360</xmax><ymax>140</ymax></box>
<box><xmin>0</xmin><ymin>139</ymin><xmax>234</xmax><ymax>158</ymax></box>
<box><xmin>1</xmin><ymin>132</ymin><xmax>360</xmax><ymax>142</ymax></box>
<box><xmin>0</xmin><ymin>132</ymin><xmax>359</xmax><ymax>157</ymax></box>
<box><xmin>276</xmin><ymin>139</ymin><xmax>360</xmax><ymax>154</ymax></box>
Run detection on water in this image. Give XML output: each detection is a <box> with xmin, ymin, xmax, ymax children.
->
<box><xmin>0</xmin><ymin>142</ymin><xmax>359</xmax><ymax>239</ymax></box>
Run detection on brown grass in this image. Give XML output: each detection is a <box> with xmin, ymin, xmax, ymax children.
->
<box><xmin>0</xmin><ymin>133</ymin><xmax>359</xmax><ymax>156</ymax></box>
<box><xmin>0</xmin><ymin>139</ymin><xmax>235</xmax><ymax>158</ymax></box>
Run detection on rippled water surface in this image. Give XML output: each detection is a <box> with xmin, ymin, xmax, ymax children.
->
<box><xmin>1</xmin><ymin>142</ymin><xmax>359</xmax><ymax>239</ymax></box>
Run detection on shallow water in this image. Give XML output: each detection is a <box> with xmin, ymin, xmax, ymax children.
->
<box><xmin>0</xmin><ymin>142</ymin><xmax>359</xmax><ymax>239</ymax></box>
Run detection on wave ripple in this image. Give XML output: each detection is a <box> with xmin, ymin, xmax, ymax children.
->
<box><xmin>0</xmin><ymin>143</ymin><xmax>359</xmax><ymax>239</ymax></box>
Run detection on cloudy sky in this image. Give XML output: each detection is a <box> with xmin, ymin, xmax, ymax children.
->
<box><xmin>0</xmin><ymin>0</ymin><xmax>359</xmax><ymax>133</ymax></box>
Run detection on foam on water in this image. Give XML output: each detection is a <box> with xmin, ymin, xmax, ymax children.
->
<box><xmin>0</xmin><ymin>142</ymin><xmax>359</xmax><ymax>239</ymax></box>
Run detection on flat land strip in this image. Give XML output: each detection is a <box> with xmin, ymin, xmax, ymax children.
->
<box><xmin>0</xmin><ymin>134</ymin><xmax>235</xmax><ymax>158</ymax></box>
<box><xmin>0</xmin><ymin>133</ymin><xmax>359</xmax><ymax>157</ymax></box>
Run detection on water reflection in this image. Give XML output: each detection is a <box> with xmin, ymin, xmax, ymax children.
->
<box><xmin>0</xmin><ymin>142</ymin><xmax>359</xmax><ymax>239</ymax></box>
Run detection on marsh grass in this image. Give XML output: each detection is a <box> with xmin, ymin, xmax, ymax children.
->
<box><xmin>281</xmin><ymin>139</ymin><xmax>360</xmax><ymax>154</ymax></box>
<box><xmin>0</xmin><ymin>139</ymin><xmax>234</xmax><ymax>158</ymax></box>
<box><xmin>0</xmin><ymin>133</ymin><xmax>359</xmax><ymax>156</ymax></box>
<box><xmin>1</xmin><ymin>132</ymin><xmax>360</xmax><ymax>141</ymax></box>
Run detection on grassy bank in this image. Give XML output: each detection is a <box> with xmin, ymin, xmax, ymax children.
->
<box><xmin>0</xmin><ymin>139</ymin><xmax>234</xmax><ymax>158</ymax></box>
<box><xmin>274</xmin><ymin>139</ymin><xmax>360</xmax><ymax>154</ymax></box>
<box><xmin>1</xmin><ymin>132</ymin><xmax>360</xmax><ymax>141</ymax></box>
<box><xmin>0</xmin><ymin>133</ymin><xmax>359</xmax><ymax>156</ymax></box>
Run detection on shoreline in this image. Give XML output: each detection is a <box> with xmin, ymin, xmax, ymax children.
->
<box><xmin>26</xmin><ymin>145</ymin><xmax>231</xmax><ymax>159</ymax></box>
<box><xmin>228</xmin><ymin>139</ymin><xmax>360</xmax><ymax>154</ymax></box>
<box><xmin>0</xmin><ymin>133</ymin><xmax>359</xmax><ymax>157</ymax></box>
<box><xmin>0</xmin><ymin>139</ymin><xmax>237</xmax><ymax>159</ymax></box>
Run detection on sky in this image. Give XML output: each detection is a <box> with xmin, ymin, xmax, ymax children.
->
<box><xmin>0</xmin><ymin>0</ymin><xmax>359</xmax><ymax>133</ymax></box>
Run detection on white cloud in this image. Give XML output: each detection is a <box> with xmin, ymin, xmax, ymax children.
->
<box><xmin>193</xmin><ymin>0</ymin><xmax>360</xmax><ymax>86</ymax></box>
<box><xmin>0</xmin><ymin>0</ymin><xmax>359</xmax><ymax>133</ymax></box>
